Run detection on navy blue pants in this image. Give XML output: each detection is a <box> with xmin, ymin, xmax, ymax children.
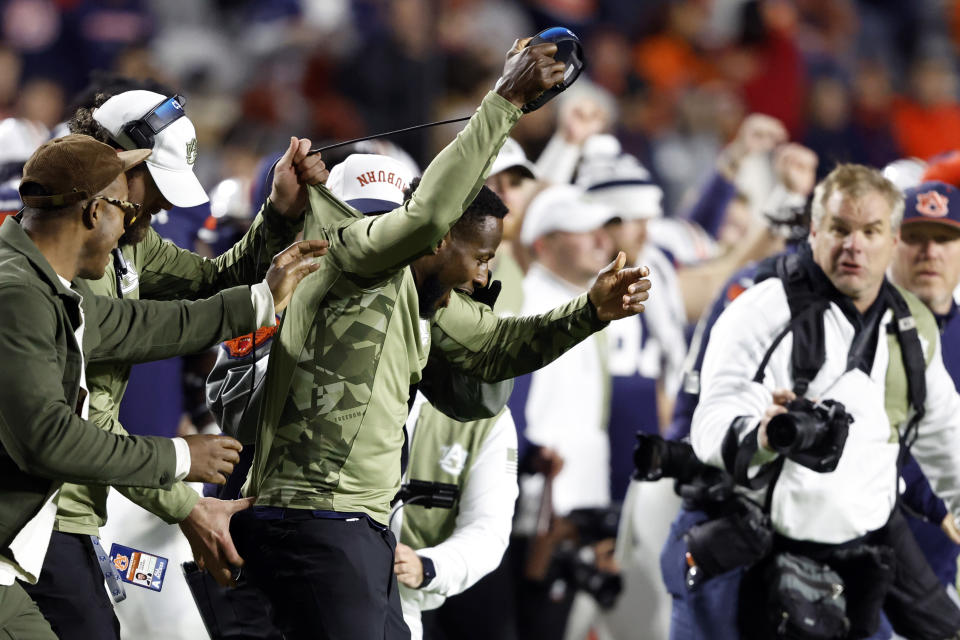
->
<box><xmin>23</xmin><ymin>531</ymin><xmax>121</xmax><ymax>640</ymax></box>
<box><xmin>231</xmin><ymin>508</ymin><xmax>409</xmax><ymax>640</ymax></box>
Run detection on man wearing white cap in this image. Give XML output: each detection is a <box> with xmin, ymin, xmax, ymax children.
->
<box><xmin>0</xmin><ymin>117</ymin><xmax>49</xmax><ymax>226</ymax></box>
<box><xmin>230</xmin><ymin>36</ymin><xmax>652</xmax><ymax>637</ymax></box>
<box><xmin>483</xmin><ymin>137</ymin><xmax>545</xmax><ymax>315</ymax></box>
<box><xmin>21</xmin><ymin>89</ymin><xmax>328</xmax><ymax>640</ymax></box>
<box><xmin>515</xmin><ymin>183</ymin><xmax>620</xmax><ymax>518</ymax></box>
<box><xmin>505</xmin><ymin>184</ymin><xmax>623</xmax><ymax>639</ymax></box>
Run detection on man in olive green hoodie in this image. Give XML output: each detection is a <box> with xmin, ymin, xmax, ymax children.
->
<box><xmin>0</xmin><ymin>134</ymin><xmax>325</xmax><ymax>639</ymax></box>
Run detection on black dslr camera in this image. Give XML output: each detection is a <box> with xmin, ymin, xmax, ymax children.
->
<box><xmin>395</xmin><ymin>480</ymin><xmax>459</xmax><ymax>509</ymax></box>
<box><xmin>766</xmin><ymin>398</ymin><xmax>853</xmax><ymax>473</ymax></box>
<box><xmin>549</xmin><ymin>506</ymin><xmax>623</xmax><ymax>609</ymax></box>
<box><xmin>633</xmin><ymin>434</ymin><xmax>734</xmax><ymax>508</ymax></box>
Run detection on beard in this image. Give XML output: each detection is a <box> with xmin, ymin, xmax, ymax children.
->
<box><xmin>417</xmin><ymin>272</ymin><xmax>450</xmax><ymax>319</ymax></box>
<box><xmin>118</xmin><ymin>213</ymin><xmax>153</xmax><ymax>246</ymax></box>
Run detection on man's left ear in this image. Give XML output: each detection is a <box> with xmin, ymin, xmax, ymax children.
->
<box><xmin>81</xmin><ymin>200</ymin><xmax>99</xmax><ymax>230</ymax></box>
<box><xmin>434</xmin><ymin>233</ymin><xmax>451</xmax><ymax>255</ymax></box>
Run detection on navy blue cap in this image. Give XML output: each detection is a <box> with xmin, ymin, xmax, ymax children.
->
<box><xmin>902</xmin><ymin>181</ymin><xmax>960</xmax><ymax>232</ymax></box>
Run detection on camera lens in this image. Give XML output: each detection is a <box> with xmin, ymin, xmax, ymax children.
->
<box><xmin>767</xmin><ymin>410</ymin><xmax>825</xmax><ymax>454</ymax></box>
<box><xmin>767</xmin><ymin>414</ymin><xmax>800</xmax><ymax>451</ymax></box>
<box><xmin>633</xmin><ymin>434</ymin><xmax>665</xmax><ymax>480</ymax></box>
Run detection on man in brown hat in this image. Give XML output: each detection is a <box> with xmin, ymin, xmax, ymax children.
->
<box><xmin>0</xmin><ymin>134</ymin><xmax>326</xmax><ymax>639</ymax></box>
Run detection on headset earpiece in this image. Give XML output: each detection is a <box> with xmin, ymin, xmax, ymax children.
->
<box><xmin>113</xmin><ymin>94</ymin><xmax>186</xmax><ymax>151</ymax></box>
<box><xmin>119</xmin><ymin>121</ymin><xmax>155</xmax><ymax>150</ymax></box>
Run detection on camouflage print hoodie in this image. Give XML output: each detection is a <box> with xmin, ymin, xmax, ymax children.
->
<box><xmin>250</xmin><ymin>92</ymin><xmax>608</xmax><ymax>524</ymax></box>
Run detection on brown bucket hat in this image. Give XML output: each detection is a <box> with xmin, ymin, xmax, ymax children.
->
<box><xmin>19</xmin><ymin>134</ymin><xmax>151</xmax><ymax>209</ymax></box>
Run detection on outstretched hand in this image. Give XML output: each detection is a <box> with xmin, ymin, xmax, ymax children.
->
<box><xmin>587</xmin><ymin>252</ymin><xmax>651</xmax><ymax>321</ymax></box>
<box><xmin>496</xmin><ymin>37</ymin><xmax>566</xmax><ymax>109</ymax></box>
<box><xmin>179</xmin><ymin>496</ymin><xmax>255</xmax><ymax>587</ymax></box>
<box><xmin>265</xmin><ymin>239</ymin><xmax>328</xmax><ymax>312</ymax></box>
<box><xmin>269</xmin><ymin>137</ymin><xmax>329</xmax><ymax>218</ymax></box>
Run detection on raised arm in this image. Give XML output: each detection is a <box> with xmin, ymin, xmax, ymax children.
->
<box><xmin>137</xmin><ymin>137</ymin><xmax>327</xmax><ymax>300</ymax></box>
<box><xmin>319</xmin><ymin>93</ymin><xmax>520</xmax><ymax>279</ymax></box>
<box><xmin>136</xmin><ymin>200</ymin><xmax>302</xmax><ymax>301</ymax></box>
<box><xmin>88</xmin><ymin>239</ymin><xmax>326</xmax><ymax>364</ymax></box>
<box><xmin>318</xmin><ymin>38</ymin><xmax>565</xmax><ymax>279</ymax></box>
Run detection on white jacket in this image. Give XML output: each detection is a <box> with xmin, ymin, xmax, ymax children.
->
<box><xmin>692</xmin><ymin>276</ymin><xmax>960</xmax><ymax>543</ymax></box>
<box><xmin>520</xmin><ymin>263</ymin><xmax>610</xmax><ymax>515</ymax></box>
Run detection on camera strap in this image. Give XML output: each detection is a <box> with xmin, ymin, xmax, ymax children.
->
<box><xmin>771</xmin><ymin>252</ymin><xmax>830</xmax><ymax>397</ymax></box>
<box><xmin>725</xmin><ymin>421</ymin><xmax>785</xmax><ymax>497</ymax></box>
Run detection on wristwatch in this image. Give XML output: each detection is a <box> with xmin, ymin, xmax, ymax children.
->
<box><xmin>418</xmin><ymin>555</ymin><xmax>436</xmax><ymax>589</ymax></box>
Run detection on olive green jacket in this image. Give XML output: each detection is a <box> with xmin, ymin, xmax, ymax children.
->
<box><xmin>0</xmin><ymin>218</ymin><xmax>258</xmax><ymax>559</ymax></box>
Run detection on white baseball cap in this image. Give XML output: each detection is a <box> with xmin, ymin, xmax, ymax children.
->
<box><xmin>576</xmin><ymin>134</ymin><xmax>663</xmax><ymax>220</ymax></box>
<box><xmin>882</xmin><ymin>157</ymin><xmax>927</xmax><ymax>193</ymax></box>
<box><xmin>520</xmin><ymin>184</ymin><xmax>618</xmax><ymax>245</ymax></box>
<box><xmin>326</xmin><ymin>153</ymin><xmax>414</xmax><ymax>214</ymax></box>
<box><xmin>490</xmin><ymin>137</ymin><xmax>537</xmax><ymax>179</ymax></box>
<box><xmin>93</xmin><ymin>90</ymin><xmax>208</xmax><ymax>208</ymax></box>
<box><xmin>0</xmin><ymin>118</ymin><xmax>48</xmax><ymax>166</ymax></box>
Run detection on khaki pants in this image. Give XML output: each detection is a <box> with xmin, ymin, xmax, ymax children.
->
<box><xmin>0</xmin><ymin>582</ymin><xmax>56</xmax><ymax>640</ymax></box>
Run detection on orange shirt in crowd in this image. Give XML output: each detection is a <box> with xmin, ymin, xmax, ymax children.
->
<box><xmin>892</xmin><ymin>98</ymin><xmax>960</xmax><ymax>161</ymax></box>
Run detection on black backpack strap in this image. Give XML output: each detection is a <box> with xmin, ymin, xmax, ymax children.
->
<box><xmin>777</xmin><ymin>253</ymin><xmax>828</xmax><ymax>397</ymax></box>
<box><xmin>752</xmin><ymin>254</ymin><xmax>829</xmax><ymax>392</ymax></box>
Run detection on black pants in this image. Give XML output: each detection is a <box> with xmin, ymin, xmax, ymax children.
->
<box><xmin>23</xmin><ymin>531</ymin><xmax>121</xmax><ymax>640</ymax></box>
<box><xmin>882</xmin><ymin>508</ymin><xmax>960</xmax><ymax>639</ymax></box>
<box><xmin>231</xmin><ymin>509</ymin><xmax>410</xmax><ymax>640</ymax></box>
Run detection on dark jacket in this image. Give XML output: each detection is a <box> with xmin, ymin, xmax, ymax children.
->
<box><xmin>0</xmin><ymin>217</ymin><xmax>256</xmax><ymax>558</ymax></box>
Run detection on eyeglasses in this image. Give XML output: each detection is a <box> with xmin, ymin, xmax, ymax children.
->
<box><xmin>92</xmin><ymin>195</ymin><xmax>142</xmax><ymax>226</ymax></box>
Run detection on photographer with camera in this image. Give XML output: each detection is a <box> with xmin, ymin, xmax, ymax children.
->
<box><xmin>690</xmin><ymin>164</ymin><xmax>960</xmax><ymax>639</ymax></box>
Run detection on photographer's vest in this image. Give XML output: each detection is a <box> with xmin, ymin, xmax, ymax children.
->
<box><xmin>400</xmin><ymin>403</ymin><xmax>505</xmax><ymax>550</ymax></box>
<box><xmin>723</xmin><ymin>253</ymin><xmax>938</xmax><ymax>490</ymax></box>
